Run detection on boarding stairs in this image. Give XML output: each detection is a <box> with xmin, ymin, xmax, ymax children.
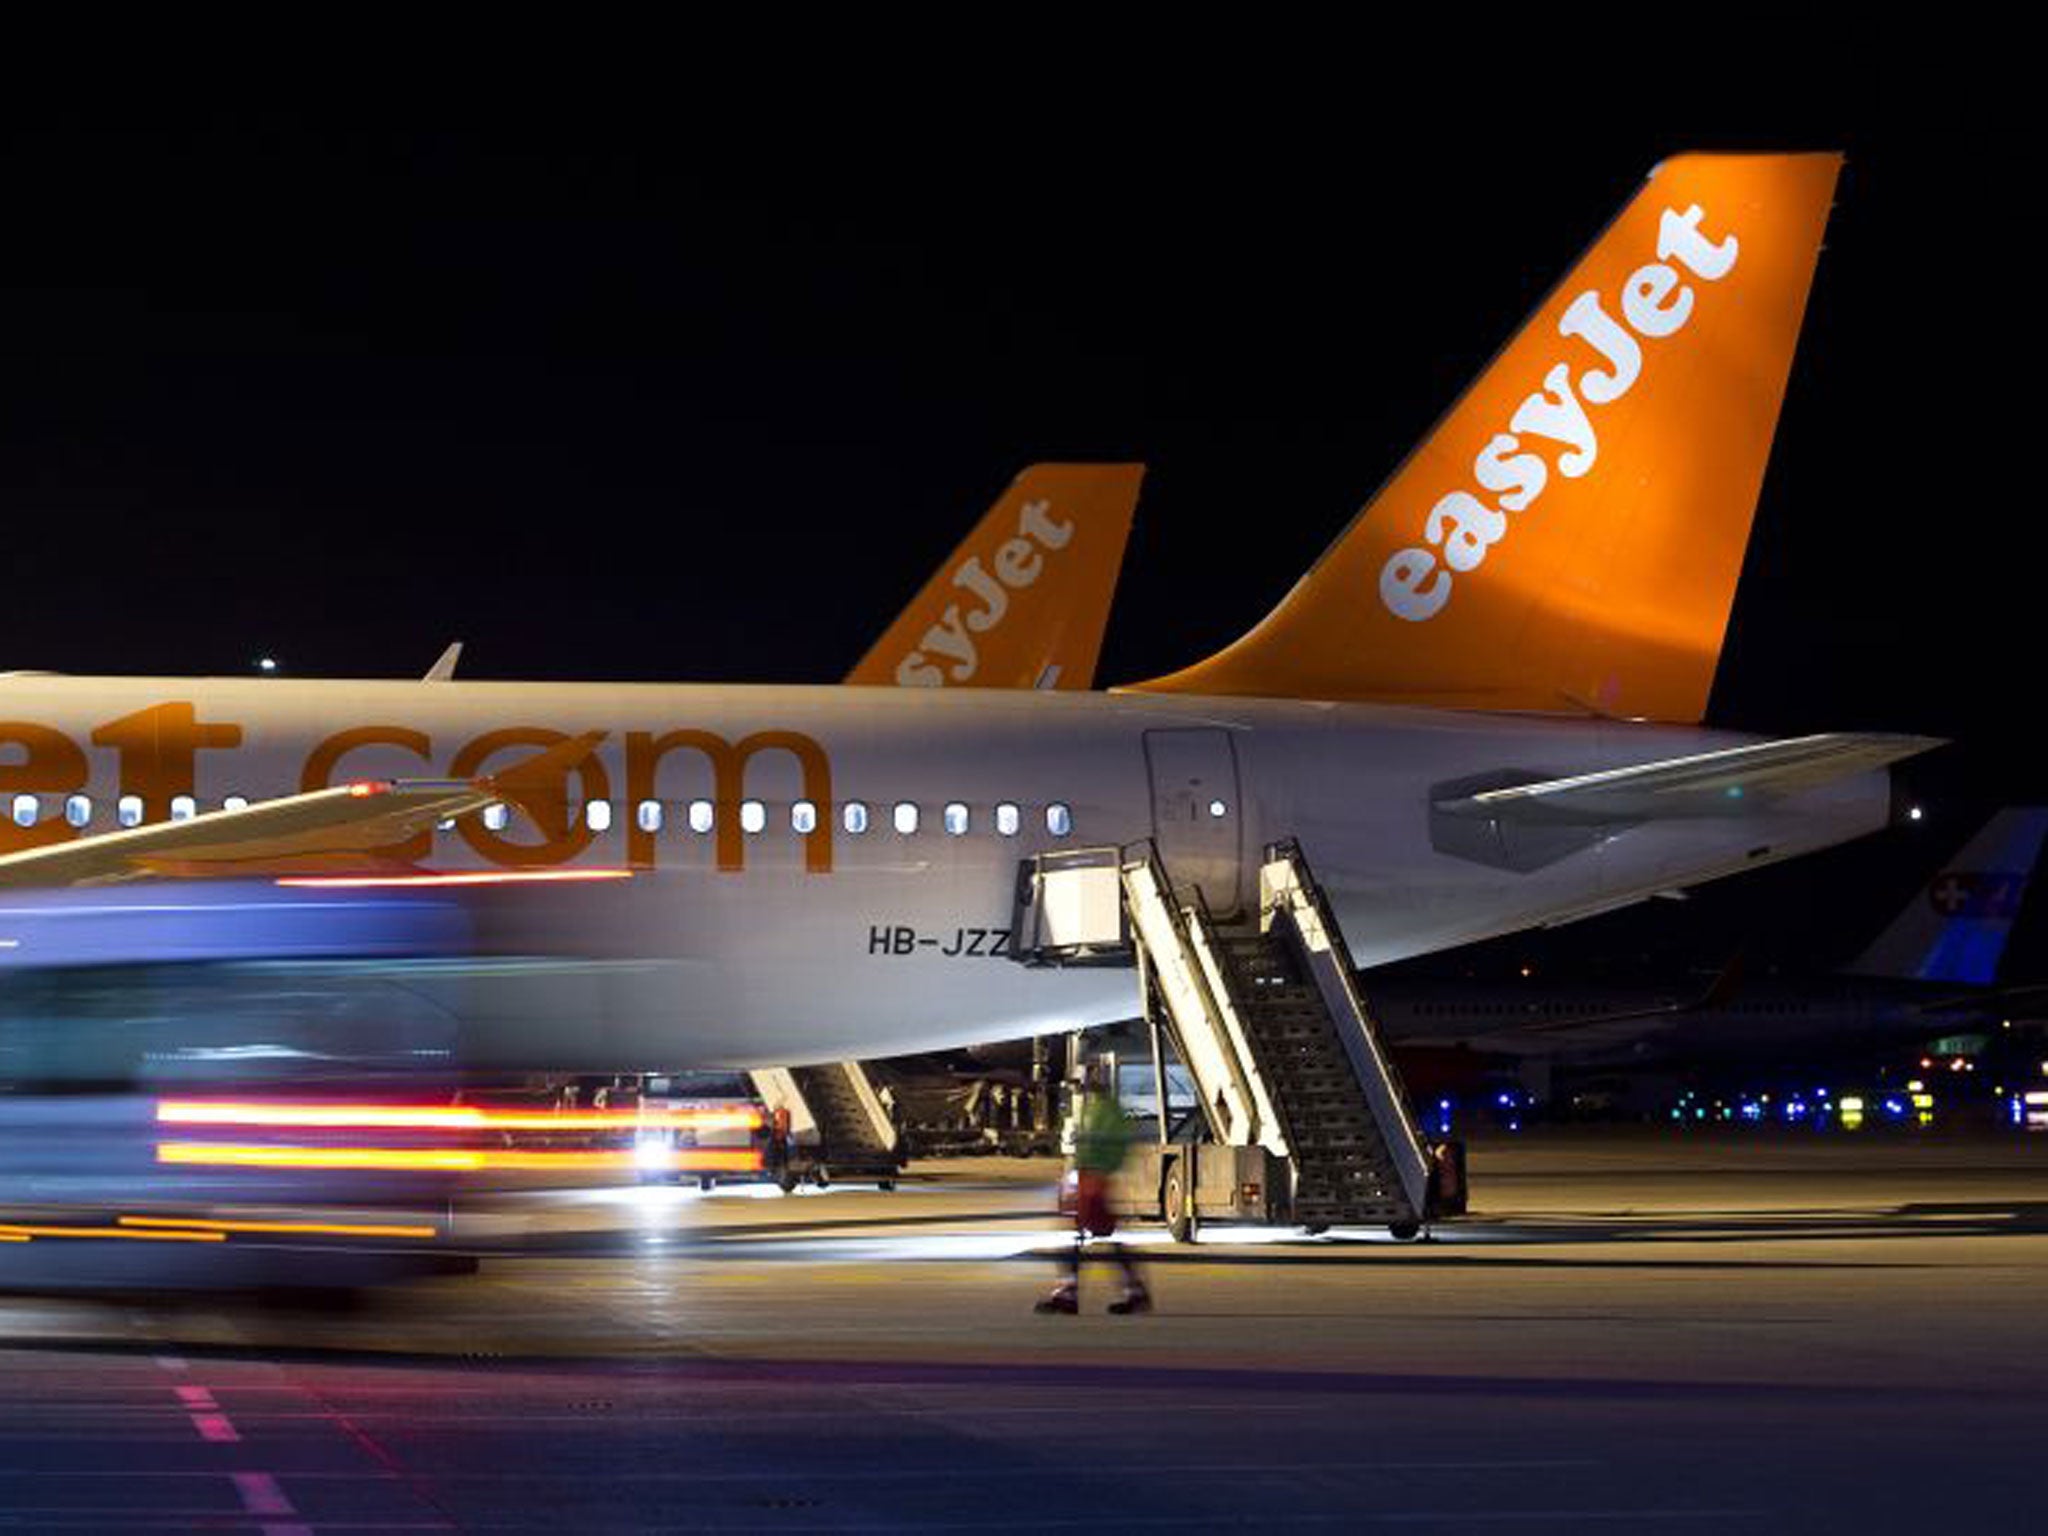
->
<box><xmin>1013</xmin><ymin>838</ymin><xmax>1446</xmax><ymax>1233</ymax></box>
<box><xmin>751</xmin><ymin>1061</ymin><xmax>902</xmax><ymax>1188</ymax></box>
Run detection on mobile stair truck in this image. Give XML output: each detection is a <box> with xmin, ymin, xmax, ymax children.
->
<box><xmin>1012</xmin><ymin>838</ymin><xmax>1465</xmax><ymax>1240</ymax></box>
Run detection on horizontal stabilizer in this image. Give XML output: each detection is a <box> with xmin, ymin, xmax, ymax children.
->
<box><xmin>1435</xmin><ymin>733</ymin><xmax>1942</xmax><ymax>827</ymax></box>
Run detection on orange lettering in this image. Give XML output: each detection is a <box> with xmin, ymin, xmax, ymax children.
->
<box><xmin>0</xmin><ymin>723</ymin><xmax>89</xmax><ymax>853</ymax></box>
<box><xmin>625</xmin><ymin>729</ymin><xmax>832</xmax><ymax>873</ymax></box>
<box><xmin>90</xmin><ymin>703</ymin><xmax>242</xmax><ymax>821</ymax></box>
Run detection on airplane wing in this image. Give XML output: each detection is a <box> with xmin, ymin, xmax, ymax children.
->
<box><xmin>0</xmin><ymin>732</ymin><xmax>603</xmax><ymax>888</ymax></box>
<box><xmin>1434</xmin><ymin>733</ymin><xmax>1943</xmax><ymax>826</ymax></box>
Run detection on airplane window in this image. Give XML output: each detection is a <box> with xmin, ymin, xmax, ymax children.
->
<box><xmin>689</xmin><ymin>799</ymin><xmax>715</xmax><ymax>834</ymax></box>
<box><xmin>170</xmin><ymin>795</ymin><xmax>197</xmax><ymax>822</ymax></box>
<box><xmin>64</xmin><ymin>794</ymin><xmax>91</xmax><ymax>829</ymax></box>
<box><xmin>943</xmin><ymin>802</ymin><xmax>969</xmax><ymax>836</ymax></box>
<box><xmin>222</xmin><ymin>795</ymin><xmax>250</xmax><ymax>813</ymax></box>
<box><xmin>740</xmin><ymin>799</ymin><xmax>766</xmax><ymax>834</ymax></box>
<box><xmin>10</xmin><ymin>794</ymin><xmax>35</xmax><ymax>828</ymax></box>
<box><xmin>483</xmin><ymin>802</ymin><xmax>510</xmax><ymax>832</ymax></box>
<box><xmin>118</xmin><ymin>795</ymin><xmax>143</xmax><ymax>828</ymax></box>
<box><xmin>635</xmin><ymin>800</ymin><xmax>663</xmax><ymax>833</ymax></box>
<box><xmin>843</xmin><ymin>801</ymin><xmax>869</xmax><ymax>835</ymax></box>
<box><xmin>995</xmin><ymin>802</ymin><xmax>1020</xmax><ymax>837</ymax></box>
<box><xmin>1047</xmin><ymin>802</ymin><xmax>1073</xmax><ymax>837</ymax></box>
<box><xmin>586</xmin><ymin>800</ymin><xmax>613</xmax><ymax>833</ymax></box>
<box><xmin>1208</xmin><ymin>799</ymin><xmax>1229</xmax><ymax>818</ymax></box>
<box><xmin>893</xmin><ymin>801</ymin><xmax>919</xmax><ymax>835</ymax></box>
<box><xmin>792</xmin><ymin>800</ymin><xmax>817</xmax><ymax>834</ymax></box>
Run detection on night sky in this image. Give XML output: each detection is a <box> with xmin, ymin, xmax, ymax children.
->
<box><xmin>0</xmin><ymin>114</ymin><xmax>2034</xmax><ymax>979</ymax></box>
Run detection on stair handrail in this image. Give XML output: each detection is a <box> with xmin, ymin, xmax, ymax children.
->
<box><xmin>1119</xmin><ymin>838</ymin><xmax>1267</xmax><ymax>1150</ymax></box>
<box><xmin>1261</xmin><ymin>837</ymin><xmax>1433</xmax><ymax>1215</ymax></box>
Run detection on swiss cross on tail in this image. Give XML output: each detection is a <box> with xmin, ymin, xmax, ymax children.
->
<box><xmin>1133</xmin><ymin>153</ymin><xmax>1842</xmax><ymax>725</ymax></box>
<box><xmin>1929</xmin><ymin>873</ymin><xmax>2025</xmax><ymax>920</ymax></box>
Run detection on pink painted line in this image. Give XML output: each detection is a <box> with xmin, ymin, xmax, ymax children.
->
<box><xmin>231</xmin><ymin>1471</ymin><xmax>294</xmax><ymax>1515</ymax></box>
<box><xmin>191</xmin><ymin>1413</ymin><xmax>241</xmax><ymax>1443</ymax></box>
<box><xmin>175</xmin><ymin>1385</ymin><xmax>218</xmax><ymax>1409</ymax></box>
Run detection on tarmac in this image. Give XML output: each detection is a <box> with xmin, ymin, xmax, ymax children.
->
<box><xmin>4</xmin><ymin>1128</ymin><xmax>2046</xmax><ymax>1531</ymax></box>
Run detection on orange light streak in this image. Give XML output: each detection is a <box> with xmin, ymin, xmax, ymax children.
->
<box><xmin>274</xmin><ymin>867</ymin><xmax>633</xmax><ymax>889</ymax></box>
<box><xmin>154</xmin><ymin>1143</ymin><xmax>764</xmax><ymax>1173</ymax></box>
<box><xmin>0</xmin><ymin>1222</ymin><xmax>227</xmax><ymax>1243</ymax></box>
<box><xmin>156</xmin><ymin>1101</ymin><xmax>763</xmax><ymax>1133</ymax></box>
<box><xmin>118</xmin><ymin>1215</ymin><xmax>439</xmax><ymax>1240</ymax></box>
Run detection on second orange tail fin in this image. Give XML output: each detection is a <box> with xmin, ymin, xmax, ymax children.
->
<box><xmin>1134</xmin><ymin>153</ymin><xmax>1841</xmax><ymax>722</ymax></box>
<box><xmin>847</xmin><ymin>463</ymin><xmax>1143</xmax><ymax>690</ymax></box>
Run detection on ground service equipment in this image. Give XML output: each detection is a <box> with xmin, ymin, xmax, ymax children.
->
<box><xmin>1013</xmin><ymin>839</ymin><xmax>1464</xmax><ymax>1239</ymax></box>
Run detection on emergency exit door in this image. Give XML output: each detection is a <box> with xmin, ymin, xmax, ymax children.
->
<box><xmin>1143</xmin><ymin>727</ymin><xmax>1243</xmax><ymax>916</ymax></box>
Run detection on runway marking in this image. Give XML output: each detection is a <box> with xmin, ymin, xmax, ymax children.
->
<box><xmin>229</xmin><ymin>1468</ymin><xmax>313</xmax><ymax>1536</ymax></box>
<box><xmin>154</xmin><ymin>1355</ymin><xmax>189</xmax><ymax>1373</ymax></box>
<box><xmin>170</xmin><ymin>1384</ymin><xmax>241</xmax><ymax>1443</ymax></box>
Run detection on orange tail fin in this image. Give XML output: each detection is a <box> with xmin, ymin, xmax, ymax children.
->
<box><xmin>1134</xmin><ymin>153</ymin><xmax>1841</xmax><ymax>722</ymax></box>
<box><xmin>847</xmin><ymin>463</ymin><xmax>1143</xmax><ymax>690</ymax></box>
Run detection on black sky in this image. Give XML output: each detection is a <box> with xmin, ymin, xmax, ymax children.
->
<box><xmin>0</xmin><ymin>111</ymin><xmax>2036</xmax><ymax>976</ymax></box>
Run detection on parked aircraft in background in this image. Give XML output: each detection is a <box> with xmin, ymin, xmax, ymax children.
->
<box><xmin>1376</xmin><ymin>807</ymin><xmax>2048</xmax><ymax>1063</ymax></box>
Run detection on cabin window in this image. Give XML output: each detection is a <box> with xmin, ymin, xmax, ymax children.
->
<box><xmin>893</xmin><ymin>801</ymin><xmax>919</xmax><ymax>835</ymax></box>
<box><xmin>223</xmin><ymin>795</ymin><xmax>250</xmax><ymax>813</ymax></box>
<box><xmin>740</xmin><ymin>799</ymin><xmax>766</xmax><ymax>834</ymax></box>
<box><xmin>64</xmin><ymin>794</ymin><xmax>91</xmax><ymax>828</ymax></box>
<box><xmin>995</xmin><ymin>802</ymin><xmax>1020</xmax><ymax>837</ymax></box>
<box><xmin>1047</xmin><ymin>802</ymin><xmax>1073</xmax><ymax>837</ymax></box>
<box><xmin>636</xmin><ymin>800</ymin><xmax>663</xmax><ymax>834</ymax></box>
<box><xmin>842</xmin><ymin>801</ymin><xmax>869</xmax><ymax>834</ymax></box>
<box><xmin>118</xmin><ymin>795</ymin><xmax>144</xmax><ymax>828</ymax></box>
<box><xmin>170</xmin><ymin>795</ymin><xmax>197</xmax><ymax>822</ymax></box>
<box><xmin>791</xmin><ymin>800</ymin><xmax>817</xmax><ymax>835</ymax></box>
<box><xmin>688</xmin><ymin>799</ymin><xmax>715</xmax><ymax>834</ymax></box>
<box><xmin>10</xmin><ymin>794</ymin><xmax>35</xmax><ymax>828</ymax></box>
<box><xmin>943</xmin><ymin>802</ymin><xmax>969</xmax><ymax>836</ymax></box>
<box><xmin>483</xmin><ymin>802</ymin><xmax>510</xmax><ymax>832</ymax></box>
<box><xmin>585</xmin><ymin>800</ymin><xmax>613</xmax><ymax>833</ymax></box>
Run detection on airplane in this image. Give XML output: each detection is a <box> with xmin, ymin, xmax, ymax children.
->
<box><xmin>1371</xmin><ymin>807</ymin><xmax>2048</xmax><ymax>1063</ymax></box>
<box><xmin>0</xmin><ymin>152</ymin><xmax>1941</xmax><ymax>1079</ymax></box>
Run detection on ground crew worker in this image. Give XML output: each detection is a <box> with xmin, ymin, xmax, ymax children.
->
<box><xmin>1036</xmin><ymin>1081</ymin><xmax>1151</xmax><ymax>1315</ymax></box>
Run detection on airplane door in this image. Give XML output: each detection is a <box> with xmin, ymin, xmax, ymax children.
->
<box><xmin>1143</xmin><ymin>728</ymin><xmax>1243</xmax><ymax>916</ymax></box>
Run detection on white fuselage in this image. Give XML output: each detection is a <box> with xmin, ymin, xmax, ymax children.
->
<box><xmin>0</xmin><ymin>677</ymin><xmax>1890</xmax><ymax>1069</ymax></box>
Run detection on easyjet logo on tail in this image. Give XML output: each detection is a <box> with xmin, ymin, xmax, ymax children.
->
<box><xmin>894</xmin><ymin>498</ymin><xmax>1075</xmax><ymax>685</ymax></box>
<box><xmin>1379</xmin><ymin>204</ymin><xmax>1740</xmax><ymax>623</ymax></box>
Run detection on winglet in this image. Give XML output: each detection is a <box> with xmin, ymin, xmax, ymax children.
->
<box><xmin>480</xmin><ymin>731</ymin><xmax>609</xmax><ymax>834</ymax></box>
<box><xmin>424</xmin><ymin>641</ymin><xmax>463</xmax><ymax>683</ymax></box>
<box><xmin>846</xmin><ymin>463</ymin><xmax>1143</xmax><ymax>690</ymax></box>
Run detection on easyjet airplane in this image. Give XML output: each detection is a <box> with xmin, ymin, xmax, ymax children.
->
<box><xmin>0</xmin><ymin>154</ymin><xmax>1938</xmax><ymax>1075</ymax></box>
